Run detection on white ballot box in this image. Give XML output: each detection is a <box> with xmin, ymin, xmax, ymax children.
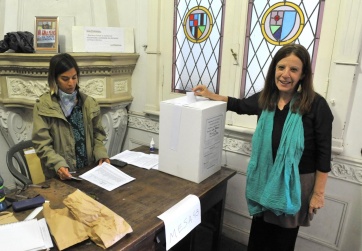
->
<box><xmin>159</xmin><ymin>96</ymin><xmax>227</xmax><ymax>183</ymax></box>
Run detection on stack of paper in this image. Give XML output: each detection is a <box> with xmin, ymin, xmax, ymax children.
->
<box><xmin>111</xmin><ymin>150</ymin><xmax>159</xmax><ymax>169</ymax></box>
<box><xmin>80</xmin><ymin>162</ymin><xmax>135</xmax><ymax>191</ymax></box>
<box><xmin>0</xmin><ymin>218</ymin><xmax>53</xmax><ymax>251</ymax></box>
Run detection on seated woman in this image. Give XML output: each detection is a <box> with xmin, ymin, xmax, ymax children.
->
<box><xmin>32</xmin><ymin>53</ymin><xmax>110</xmax><ymax>180</ymax></box>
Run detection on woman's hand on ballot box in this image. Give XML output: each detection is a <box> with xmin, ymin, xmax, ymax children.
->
<box><xmin>192</xmin><ymin>85</ymin><xmax>228</xmax><ymax>102</ymax></box>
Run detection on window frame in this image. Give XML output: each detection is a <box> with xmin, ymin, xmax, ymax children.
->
<box><xmin>156</xmin><ymin>0</ymin><xmax>336</xmax><ymax>130</ymax></box>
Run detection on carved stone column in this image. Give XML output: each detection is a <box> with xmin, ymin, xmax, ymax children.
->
<box><xmin>0</xmin><ymin>53</ymin><xmax>139</xmax><ymax>155</ymax></box>
<box><xmin>0</xmin><ymin>107</ymin><xmax>32</xmax><ymax>147</ymax></box>
<box><xmin>101</xmin><ymin>105</ymin><xmax>129</xmax><ymax>157</ymax></box>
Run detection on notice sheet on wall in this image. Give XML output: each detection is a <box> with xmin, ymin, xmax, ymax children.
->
<box><xmin>72</xmin><ymin>26</ymin><xmax>135</xmax><ymax>53</ymax></box>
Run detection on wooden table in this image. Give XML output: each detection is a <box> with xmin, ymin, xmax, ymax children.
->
<box><xmin>11</xmin><ymin>146</ymin><xmax>236</xmax><ymax>251</ymax></box>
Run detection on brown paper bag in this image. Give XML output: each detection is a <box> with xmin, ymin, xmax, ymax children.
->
<box><xmin>0</xmin><ymin>211</ymin><xmax>18</xmax><ymax>224</ymax></box>
<box><xmin>43</xmin><ymin>203</ymin><xmax>88</xmax><ymax>250</ymax></box>
<box><xmin>63</xmin><ymin>189</ymin><xmax>133</xmax><ymax>249</ymax></box>
<box><xmin>24</xmin><ymin>148</ymin><xmax>45</xmax><ymax>184</ymax></box>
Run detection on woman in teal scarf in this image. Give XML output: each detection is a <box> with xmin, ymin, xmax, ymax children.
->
<box><xmin>193</xmin><ymin>44</ymin><xmax>333</xmax><ymax>251</ymax></box>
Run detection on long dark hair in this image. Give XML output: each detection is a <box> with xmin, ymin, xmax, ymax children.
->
<box><xmin>258</xmin><ymin>44</ymin><xmax>315</xmax><ymax>114</ymax></box>
<box><xmin>48</xmin><ymin>53</ymin><xmax>80</xmax><ymax>95</ymax></box>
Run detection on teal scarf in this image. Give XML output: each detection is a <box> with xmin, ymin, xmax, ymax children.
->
<box><xmin>246</xmin><ymin>102</ymin><xmax>304</xmax><ymax>216</ymax></box>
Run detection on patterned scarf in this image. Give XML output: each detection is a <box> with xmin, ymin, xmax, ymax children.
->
<box><xmin>58</xmin><ymin>89</ymin><xmax>78</xmax><ymax>117</ymax></box>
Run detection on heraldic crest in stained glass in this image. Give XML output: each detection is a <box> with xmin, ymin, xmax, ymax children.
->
<box><xmin>183</xmin><ymin>6</ymin><xmax>213</xmax><ymax>43</ymax></box>
<box><xmin>261</xmin><ymin>2</ymin><xmax>305</xmax><ymax>45</ymax></box>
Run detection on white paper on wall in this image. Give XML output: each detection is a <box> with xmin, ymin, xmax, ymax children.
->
<box><xmin>72</xmin><ymin>26</ymin><xmax>135</xmax><ymax>53</ymax></box>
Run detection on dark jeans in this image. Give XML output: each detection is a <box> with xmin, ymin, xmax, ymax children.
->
<box><xmin>247</xmin><ymin>216</ymin><xmax>299</xmax><ymax>251</ymax></box>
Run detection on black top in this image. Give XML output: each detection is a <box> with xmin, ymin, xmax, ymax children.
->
<box><xmin>227</xmin><ymin>92</ymin><xmax>334</xmax><ymax>174</ymax></box>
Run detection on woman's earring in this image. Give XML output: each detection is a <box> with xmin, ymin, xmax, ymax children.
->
<box><xmin>297</xmin><ymin>82</ymin><xmax>302</xmax><ymax>92</ymax></box>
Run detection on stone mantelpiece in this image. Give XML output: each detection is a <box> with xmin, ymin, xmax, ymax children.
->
<box><xmin>0</xmin><ymin>53</ymin><xmax>139</xmax><ymax>156</ymax></box>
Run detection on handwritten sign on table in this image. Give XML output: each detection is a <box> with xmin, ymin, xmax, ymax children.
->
<box><xmin>158</xmin><ymin>194</ymin><xmax>201</xmax><ymax>250</ymax></box>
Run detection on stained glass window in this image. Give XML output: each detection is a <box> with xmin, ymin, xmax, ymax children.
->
<box><xmin>241</xmin><ymin>0</ymin><xmax>325</xmax><ymax>97</ymax></box>
<box><xmin>172</xmin><ymin>0</ymin><xmax>225</xmax><ymax>93</ymax></box>
<box><xmin>172</xmin><ymin>0</ymin><xmax>324</xmax><ymax>97</ymax></box>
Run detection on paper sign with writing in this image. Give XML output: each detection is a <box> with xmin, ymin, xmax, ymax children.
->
<box><xmin>158</xmin><ymin>194</ymin><xmax>201</xmax><ymax>250</ymax></box>
<box><xmin>84</xmin><ymin>27</ymin><xmax>124</xmax><ymax>52</ymax></box>
<box><xmin>72</xmin><ymin>26</ymin><xmax>135</xmax><ymax>53</ymax></box>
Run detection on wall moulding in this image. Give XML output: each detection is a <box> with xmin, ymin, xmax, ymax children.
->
<box><xmin>128</xmin><ymin>113</ymin><xmax>159</xmax><ymax>133</ymax></box>
<box><xmin>129</xmin><ymin>114</ymin><xmax>362</xmax><ymax>186</ymax></box>
<box><xmin>0</xmin><ymin>53</ymin><xmax>139</xmax><ymax>154</ymax></box>
<box><xmin>298</xmin><ymin>195</ymin><xmax>348</xmax><ymax>250</ymax></box>
<box><xmin>0</xmin><ymin>53</ymin><xmax>139</xmax><ymax>108</ymax></box>
<box><xmin>330</xmin><ymin>156</ymin><xmax>362</xmax><ymax>185</ymax></box>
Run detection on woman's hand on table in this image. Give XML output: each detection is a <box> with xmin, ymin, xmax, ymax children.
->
<box><xmin>57</xmin><ymin>167</ymin><xmax>72</xmax><ymax>180</ymax></box>
<box><xmin>98</xmin><ymin>158</ymin><xmax>110</xmax><ymax>165</ymax></box>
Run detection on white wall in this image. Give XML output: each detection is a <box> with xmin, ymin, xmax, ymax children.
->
<box><xmin>344</xmin><ymin>51</ymin><xmax>362</xmax><ymax>159</ymax></box>
<box><xmin>117</xmin><ymin>0</ymin><xmax>150</xmax><ymax>114</ymax></box>
<box><xmin>0</xmin><ymin>0</ymin><xmax>361</xmax><ymax>250</ymax></box>
<box><xmin>0</xmin><ymin>0</ymin><xmax>110</xmax><ymax>53</ymax></box>
<box><xmin>0</xmin><ymin>0</ymin><xmax>110</xmax><ymax>187</ymax></box>
<box><xmin>122</xmin><ymin>1</ymin><xmax>362</xmax><ymax>250</ymax></box>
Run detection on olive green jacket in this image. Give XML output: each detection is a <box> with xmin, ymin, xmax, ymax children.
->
<box><xmin>32</xmin><ymin>91</ymin><xmax>109</xmax><ymax>179</ymax></box>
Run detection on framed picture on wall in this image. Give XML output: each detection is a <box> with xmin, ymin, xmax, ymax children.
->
<box><xmin>34</xmin><ymin>16</ymin><xmax>59</xmax><ymax>53</ymax></box>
